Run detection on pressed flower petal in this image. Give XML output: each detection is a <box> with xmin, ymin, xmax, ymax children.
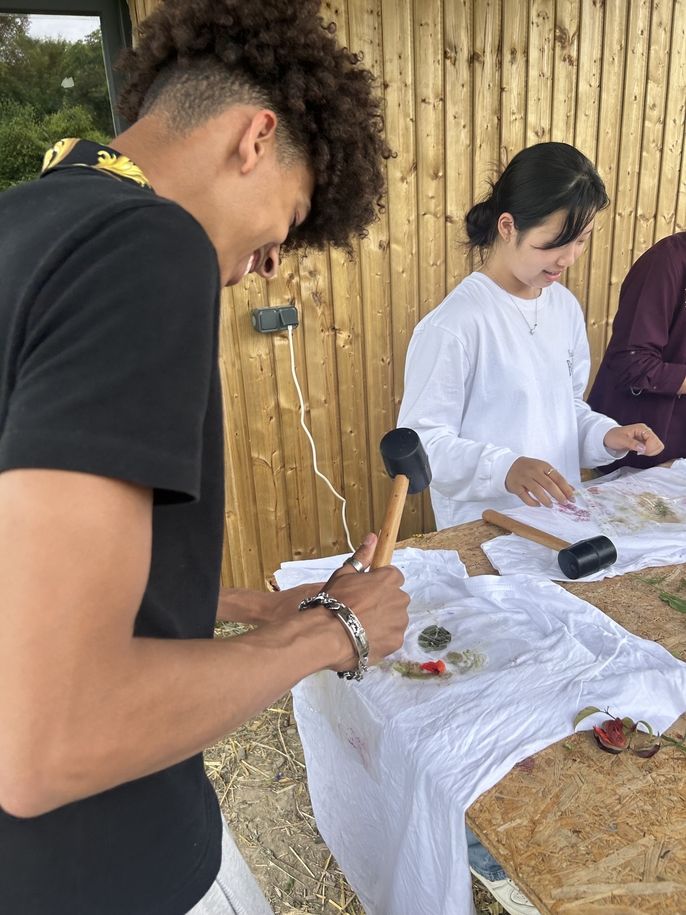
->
<box><xmin>603</xmin><ymin>718</ymin><xmax>629</xmax><ymax>746</ymax></box>
<box><xmin>419</xmin><ymin>660</ymin><xmax>446</xmax><ymax>675</ymax></box>
<box><xmin>633</xmin><ymin>744</ymin><xmax>661</xmax><ymax>758</ymax></box>
<box><xmin>593</xmin><ymin>725</ymin><xmax>627</xmax><ymax>753</ymax></box>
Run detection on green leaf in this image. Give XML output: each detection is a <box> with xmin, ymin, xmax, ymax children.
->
<box><xmin>661</xmin><ymin>734</ymin><xmax>686</xmax><ymax>753</ymax></box>
<box><xmin>418</xmin><ymin>625</ymin><xmax>452</xmax><ymax>652</ymax></box>
<box><xmin>573</xmin><ymin>706</ymin><xmax>602</xmax><ymax>729</ymax></box>
<box><xmin>634</xmin><ymin>719</ymin><xmax>654</xmax><ymax>737</ymax></box>
<box><xmin>658</xmin><ymin>591</ymin><xmax>686</xmax><ymax>613</ymax></box>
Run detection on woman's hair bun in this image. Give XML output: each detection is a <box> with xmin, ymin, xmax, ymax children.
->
<box><xmin>465</xmin><ymin>198</ymin><xmax>496</xmax><ymax>248</ymax></box>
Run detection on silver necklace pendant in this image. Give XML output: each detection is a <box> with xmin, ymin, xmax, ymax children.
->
<box><xmin>510</xmin><ymin>296</ymin><xmax>538</xmax><ymax>335</ymax></box>
<box><xmin>487</xmin><ymin>272</ymin><xmax>541</xmax><ymax>336</ymax></box>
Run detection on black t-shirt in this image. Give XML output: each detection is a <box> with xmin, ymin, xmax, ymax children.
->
<box><xmin>0</xmin><ymin>151</ymin><xmax>224</xmax><ymax>913</ymax></box>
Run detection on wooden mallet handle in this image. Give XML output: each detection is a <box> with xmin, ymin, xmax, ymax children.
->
<box><xmin>371</xmin><ymin>474</ymin><xmax>410</xmax><ymax>569</ymax></box>
<box><xmin>482</xmin><ymin>509</ymin><xmax>571</xmax><ymax>552</ymax></box>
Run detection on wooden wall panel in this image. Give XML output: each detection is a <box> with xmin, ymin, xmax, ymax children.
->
<box><xmin>444</xmin><ymin>0</ymin><xmax>473</xmax><ymax>288</ymax></box>
<box><xmin>634</xmin><ymin>0</ymin><xmax>673</xmax><ymax>257</ymax></box>
<box><xmin>585</xmin><ymin>1</ymin><xmax>628</xmax><ymax>367</ymax></box>
<box><xmin>473</xmin><ymin>0</ymin><xmax>503</xmax><ymax>196</ymax></box>
<box><xmin>656</xmin><ymin>0</ymin><xmax>686</xmax><ymax>238</ymax></box>
<box><xmin>607</xmin><ymin>0</ymin><xmax>652</xmax><ymax>347</ymax></box>
<box><xmin>128</xmin><ymin>0</ymin><xmax>686</xmax><ymax>589</ymax></box>
<box><xmin>382</xmin><ymin>0</ymin><xmax>424</xmax><ymax>537</ymax></box>
<box><xmin>500</xmin><ymin>0</ymin><xmax>529</xmax><ymax>157</ymax></box>
<box><xmin>324</xmin><ymin>3</ymin><xmax>373</xmax><ymax>550</ymax></box>
<box><xmin>527</xmin><ymin>0</ymin><xmax>555</xmax><ymax>144</ymax></box>
<box><xmin>550</xmin><ymin>0</ymin><xmax>579</xmax><ymax>143</ymax></box>
<box><xmin>566</xmin><ymin>0</ymin><xmax>604</xmax><ymax>312</ymax></box>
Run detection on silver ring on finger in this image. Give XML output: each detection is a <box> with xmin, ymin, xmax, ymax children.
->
<box><xmin>343</xmin><ymin>556</ymin><xmax>365</xmax><ymax>573</ymax></box>
<box><xmin>544</xmin><ymin>467</ymin><xmax>555</xmax><ymax>477</ymax></box>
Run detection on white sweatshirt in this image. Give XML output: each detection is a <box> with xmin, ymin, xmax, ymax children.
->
<box><xmin>397</xmin><ymin>272</ymin><xmax>623</xmax><ymax>529</ymax></box>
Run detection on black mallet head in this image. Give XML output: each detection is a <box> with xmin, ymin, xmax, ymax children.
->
<box><xmin>379</xmin><ymin>428</ymin><xmax>431</xmax><ymax>494</ymax></box>
<box><xmin>557</xmin><ymin>535</ymin><xmax>618</xmax><ymax>580</ymax></box>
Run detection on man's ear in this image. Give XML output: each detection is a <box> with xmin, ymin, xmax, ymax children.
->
<box><xmin>237</xmin><ymin>109</ymin><xmax>278</xmax><ymax>175</ymax></box>
<box><xmin>497</xmin><ymin>212</ymin><xmax>516</xmax><ymax>243</ymax></box>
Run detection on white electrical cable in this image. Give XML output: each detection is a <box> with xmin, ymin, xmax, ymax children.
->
<box><xmin>287</xmin><ymin>324</ymin><xmax>354</xmax><ymax>552</ymax></box>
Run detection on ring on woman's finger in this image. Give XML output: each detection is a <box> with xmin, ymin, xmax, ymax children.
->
<box><xmin>343</xmin><ymin>556</ymin><xmax>365</xmax><ymax>573</ymax></box>
<box><xmin>544</xmin><ymin>467</ymin><xmax>555</xmax><ymax>477</ymax></box>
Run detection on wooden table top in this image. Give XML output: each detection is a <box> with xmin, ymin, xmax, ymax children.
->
<box><xmin>399</xmin><ymin>519</ymin><xmax>686</xmax><ymax>915</ymax></box>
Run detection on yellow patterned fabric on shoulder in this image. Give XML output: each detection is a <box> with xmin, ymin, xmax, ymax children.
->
<box><xmin>42</xmin><ymin>138</ymin><xmax>79</xmax><ymax>173</ymax></box>
<box><xmin>95</xmin><ymin>150</ymin><xmax>151</xmax><ymax>188</ymax></box>
<box><xmin>40</xmin><ymin>138</ymin><xmax>153</xmax><ymax>191</ymax></box>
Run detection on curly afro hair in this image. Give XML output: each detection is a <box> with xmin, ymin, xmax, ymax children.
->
<box><xmin>118</xmin><ymin>0</ymin><xmax>391</xmax><ymax>252</ymax></box>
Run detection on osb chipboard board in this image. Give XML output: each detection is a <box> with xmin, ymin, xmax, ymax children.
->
<box><xmin>466</xmin><ymin>714</ymin><xmax>686</xmax><ymax>915</ymax></box>
<box><xmin>400</xmin><ymin>520</ymin><xmax>686</xmax><ymax>914</ymax></box>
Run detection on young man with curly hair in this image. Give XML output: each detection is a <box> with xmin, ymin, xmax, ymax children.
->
<box><xmin>0</xmin><ymin>2</ymin><xmax>409</xmax><ymax>913</ymax></box>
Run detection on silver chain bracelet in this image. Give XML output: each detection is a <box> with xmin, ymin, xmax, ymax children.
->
<box><xmin>298</xmin><ymin>591</ymin><xmax>369</xmax><ymax>681</ymax></box>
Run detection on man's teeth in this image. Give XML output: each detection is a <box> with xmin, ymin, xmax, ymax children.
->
<box><xmin>242</xmin><ymin>253</ymin><xmax>256</xmax><ymax>277</ymax></box>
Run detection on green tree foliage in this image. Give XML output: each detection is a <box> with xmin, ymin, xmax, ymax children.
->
<box><xmin>0</xmin><ymin>13</ymin><xmax>30</xmax><ymax>63</ymax></box>
<box><xmin>63</xmin><ymin>30</ymin><xmax>114</xmax><ymax>134</ymax></box>
<box><xmin>0</xmin><ymin>14</ymin><xmax>113</xmax><ymax>190</ymax></box>
<box><xmin>0</xmin><ymin>100</ymin><xmax>109</xmax><ymax>191</ymax></box>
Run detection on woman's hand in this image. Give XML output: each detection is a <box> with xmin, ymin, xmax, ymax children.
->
<box><xmin>604</xmin><ymin>424</ymin><xmax>664</xmax><ymax>457</ymax></box>
<box><xmin>505</xmin><ymin>456</ymin><xmax>576</xmax><ymax>508</ymax></box>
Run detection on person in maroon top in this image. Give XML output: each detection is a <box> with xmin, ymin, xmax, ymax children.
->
<box><xmin>588</xmin><ymin>232</ymin><xmax>686</xmax><ymax>472</ymax></box>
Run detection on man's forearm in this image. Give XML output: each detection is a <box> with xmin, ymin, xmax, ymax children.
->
<box><xmin>216</xmin><ymin>583</ymin><xmax>326</xmax><ymax>624</ymax></box>
<box><xmin>3</xmin><ymin>610</ymin><xmax>348</xmax><ymax>818</ymax></box>
<box><xmin>0</xmin><ymin>471</ymin><xmax>408</xmax><ymax>820</ymax></box>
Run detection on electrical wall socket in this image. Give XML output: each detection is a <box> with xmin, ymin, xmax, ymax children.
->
<box><xmin>251</xmin><ymin>304</ymin><xmax>299</xmax><ymax>333</ymax></box>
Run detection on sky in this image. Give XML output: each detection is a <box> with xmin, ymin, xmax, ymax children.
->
<box><xmin>24</xmin><ymin>13</ymin><xmax>100</xmax><ymax>41</ymax></box>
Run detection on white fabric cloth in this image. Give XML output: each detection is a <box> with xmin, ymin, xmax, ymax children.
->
<box><xmin>275</xmin><ymin>546</ymin><xmax>468</xmax><ymax>591</ymax></box>
<box><xmin>275</xmin><ymin>555</ymin><xmax>686</xmax><ymax>915</ymax></box>
<box><xmin>397</xmin><ymin>272</ymin><xmax>623</xmax><ymax>529</ymax></box>
<box><xmin>483</xmin><ymin>460</ymin><xmax>686</xmax><ymax>580</ymax></box>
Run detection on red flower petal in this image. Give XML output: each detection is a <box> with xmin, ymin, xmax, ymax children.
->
<box><xmin>419</xmin><ymin>660</ymin><xmax>446</xmax><ymax>675</ymax></box>
<box><xmin>603</xmin><ymin>718</ymin><xmax>628</xmax><ymax>745</ymax></box>
<box><xmin>593</xmin><ymin>724</ymin><xmax>627</xmax><ymax>753</ymax></box>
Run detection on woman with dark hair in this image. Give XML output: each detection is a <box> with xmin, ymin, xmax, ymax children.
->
<box><xmin>588</xmin><ymin>232</ymin><xmax>686</xmax><ymax>471</ymax></box>
<box><xmin>399</xmin><ymin>143</ymin><xmax>665</xmax><ymax>915</ymax></box>
<box><xmin>398</xmin><ymin>142</ymin><xmax>663</xmax><ymax>533</ymax></box>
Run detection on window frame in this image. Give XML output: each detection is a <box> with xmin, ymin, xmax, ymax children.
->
<box><xmin>2</xmin><ymin>0</ymin><xmax>132</xmax><ymax>133</ymax></box>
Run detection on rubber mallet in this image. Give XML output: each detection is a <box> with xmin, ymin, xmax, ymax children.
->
<box><xmin>482</xmin><ymin>509</ymin><xmax>617</xmax><ymax>579</ymax></box>
<box><xmin>371</xmin><ymin>428</ymin><xmax>432</xmax><ymax>569</ymax></box>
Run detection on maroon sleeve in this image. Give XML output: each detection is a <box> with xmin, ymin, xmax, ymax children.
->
<box><xmin>602</xmin><ymin>235</ymin><xmax>686</xmax><ymax>395</ymax></box>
